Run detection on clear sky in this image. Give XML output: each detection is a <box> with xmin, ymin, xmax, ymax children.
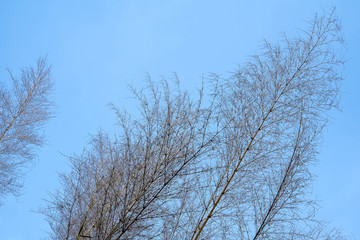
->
<box><xmin>0</xmin><ymin>1</ymin><xmax>359</xmax><ymax>239</ymax></box>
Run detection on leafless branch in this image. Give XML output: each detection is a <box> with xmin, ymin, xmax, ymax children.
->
<box><xmin>0</xmin><ymin>57</ymin><xmax>53</xmax><ymax>204</ymax></box>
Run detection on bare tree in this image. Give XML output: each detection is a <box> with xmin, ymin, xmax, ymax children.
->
<box><xmin>43</xmin><ymin>77</ymin><xmax>219</xmax><ymax>239</ymax></box>
<box><xmin>0</xmin><ymin>57</ymin><xmax>53</xmax><ymax>205</ymax></box>
<box><xmin>43</xmin><ymin>9</ymin><xmax>346</xmax><ymax>240</ymax></box>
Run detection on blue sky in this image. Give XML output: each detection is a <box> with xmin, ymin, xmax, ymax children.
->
<box><xmin>0</xmin><ymin>1</ymin><xmax>359</xmax><ymax>239</ymax></box>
